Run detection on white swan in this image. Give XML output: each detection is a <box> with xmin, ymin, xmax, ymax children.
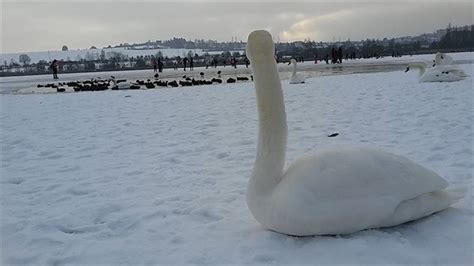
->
<box><xmin>288</xmin><ymin>59</ymin><xmax>306</xmax><ymax>84</ymax></box>
<box><xmin>433</xmin><ymin>52</ymin><xmax>453</xmax><ymax>66</ymax></box>
<box><xmin>109</xmin><ymin>77</ymin><xmax>136</xmax><ymax>90</ymax></box>
<box><xmin>246</xmin><ymin>30</ymin><xmax>461</xmax><ymax>236</ymax></box>
<box><xmin>405</xmin><ymin>62</ymin><xmax>466</xmax><ymax>82</ymax></box>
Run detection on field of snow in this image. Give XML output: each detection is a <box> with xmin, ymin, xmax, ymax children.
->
<box><xmin>1</xmin><ymin>63</ymin><xmax>472</xmax><ymax>264</ymax></box>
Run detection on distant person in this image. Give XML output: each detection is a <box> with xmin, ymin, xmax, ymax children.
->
<box><xmin>314</xmin><ymin>53</ymin><xmax>318</xmax><ymax>64</ymax></box>
<box><xmin>245</xmin><ymin>57</ymin><xmax>249</xmax><ymax>68</ymax></box>
<box><xmin>158</xmin><ymin>58</ymin><xmax>163</xmax><ymax>73</ymax></box>
<box><xmin>50</xmin><ymin>59</ymin><xmax>59</xmax><ymax>79</ymax></box>
<box><xmin>230</xmin><ymin>57</ymin><xmax>237</xmax><ymax>68</ymax></box>
<box><xmin>173</xmin><ymin>61</ymin><xmax>178</xmax><ymax>70</ymax></box>
<box><xmin>152</xmin><ymin>58</ymin><xmax>158</xmax><ymax>72</ymax></box>
<box><xmin>190</xmin><ymin>58</ymin><xmax>194</xmax><ymax>71</ymax></box>
<box><xmin>331</xmin><ymin>48</ymin><xmax>336</xmax><ymax>64</ymax></box>
<box><xmin>338</xmin><ymin>47</ymin><xmax>343</xmax><ymax>64</ymax></box>
<box><xmin>183</xmin><ymin>57</ymin><xmax>188</xmax><ymax>71</ymax></box>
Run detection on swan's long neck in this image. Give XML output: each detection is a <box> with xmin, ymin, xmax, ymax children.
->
<box><xmin>408</xmin><ymin>63</ymin><xmax>426</xmax><ymax>76</ymax></box>
<box><xmin>251</xmin><ymin>56</ymin><xmax>288</xmax><ymax>193</ymax></box>
<box><xmin>291</xmin><ymin>61</ymin><xmax>297</xmax><ymax>75</ymax></box>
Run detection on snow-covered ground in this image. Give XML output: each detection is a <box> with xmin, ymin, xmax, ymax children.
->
<box><xmin>1</xmin><ymin>63</ymin><xmax>472</xmax><ymax>264</ymax></box>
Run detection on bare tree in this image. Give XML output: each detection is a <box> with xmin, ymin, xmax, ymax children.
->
<box><xmin>187</xmin><ymin>50</ymin><xmax>194</xmax><ymax>58</ymax></box>
<box><xmin>19</xmin><ymin>54</ymin><xmax>31</xmax><ymax>65</ymax></box>
<box><xmin>100</xmin><ymin>50</ymin><xmax>106</xmax><ymax>62</ymax></box>
<box><xmin>84</xmin><ymin>51</ymin><xmax>98</xmax><ymax>61</ymax></box>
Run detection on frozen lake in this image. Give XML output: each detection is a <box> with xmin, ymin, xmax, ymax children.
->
<box><xmin>1</xmin><ymin>52</ymin><xmax>472</xmax><ymax>94</ymax></box>
<box><xmin>1</xmin><ymin>60</ymin><xmax>472</xmax><ymax>264</ymax></box>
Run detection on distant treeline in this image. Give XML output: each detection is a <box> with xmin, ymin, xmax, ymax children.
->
<box><xmin>277</xmin><ymin>25</ymin><xmax>474</xmax><ymax>60</ymax></box>
<box><xmin>432</xmin><ymin>25</ymin><xmax>474</xmax><ymax>49</ymax></box>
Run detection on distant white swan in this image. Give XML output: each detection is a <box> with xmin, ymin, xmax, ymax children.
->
<box><xmin>109</xmin><ymin>76</ymin><xmax>136</xmax><ymax>90</ymax></box>
<box><xmin>246</xmin><ymin>30</ymin><xmax>461</xmax><ymax>236</ymax></box>
<box><xmin>405</xmin><ymin>62</ymin><xmax>466</xmax><ymax>82</ymax></box>
<box><xmin>433</xmin><ymin>52</ymin><xmax>453</xmax><ymax>66</ymax></box>
<box><xmin>289</xmin><ymin>59</ymin><xmax>306</xmax><ymax>84</ymax></box>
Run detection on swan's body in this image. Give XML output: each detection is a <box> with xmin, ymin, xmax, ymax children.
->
<box><xmin>246</xmin><ymin>30</ymin><xmax>461</xmax><ymax>236</ymax></box>
<box><xmin>405</xmin><ymin>62</ymin><xmax>466</xmax><ymax>82</ymax></box>
<box><xmin>433</xmin><ymin>52</ymin><xmax>453</xmax><ymax>66</ymax></box>
<box><xmin>109</xmin><ymin>78</ymin><xmax>135</xmax><ymax>90</ymax></box>
<box><xmin>116</xmin><ymin>82</ymin><xmax>132</xmax><ymax>90</ymax></box>
<box><xmin>289</xmin><ymin>59</ymin><xmax>306</xmax><ymax>84</ymax></box>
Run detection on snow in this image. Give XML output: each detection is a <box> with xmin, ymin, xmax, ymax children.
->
<box><xmin>1</xmin><ymin>62</ymin><xmax>473</xmax><ymax>264</ymax></box>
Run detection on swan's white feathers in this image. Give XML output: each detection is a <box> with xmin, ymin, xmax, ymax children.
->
<box><xmin>246</xmin><ymin>30</ymin><xmax>274</xmax><ymax>62</ymax></box>
<box><xmin>246</xmin><ymin>29</ymin><xmax>461</xmax><ymax>236</ymax></box>
<box><xmin>258</xmin><ymin>148</ymin><xmax>450</xmax><ymax>235</ymax></box>
<box><xmin>282</xmin><ymin>148</ymin><xmax>447</xmax><ymax>202</ymax></box>
<box><xmin>289</xmin><ymin>59</ymin><xmax>306</xmax><ymax>84</ymax></box>
<box><xmin>434</xmin><ymin>52</ymin><xmax>454</xmax><ymax>66</ymax></box>
<box><xmin>407</xmin><ymin>62</ymin><xmax>467</xmax><ymax>82</ymax></box>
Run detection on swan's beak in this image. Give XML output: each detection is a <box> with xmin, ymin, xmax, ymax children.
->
<box><xmin>287</xmin><ymin>61</ymin><xmax>291</xmax><ymax>65</ymax></box>
<box><xmin>404</xmin><ymin>67</ymin><xmax>410</xmax><ymax>72</ymax></box>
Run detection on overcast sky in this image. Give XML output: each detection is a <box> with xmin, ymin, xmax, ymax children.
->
<box><xmin>1</xmin><ymin>0</ymin><xmax>473</xmax><ymax>53</ymax></box>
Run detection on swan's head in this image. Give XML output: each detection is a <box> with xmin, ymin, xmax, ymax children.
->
<box><xmin>246</xmin><ymin>30</ymin><xmax>275</xmax><ymax>63</ymax></box>
<box><xmin>404</xmin><ymin>66</ymin><xmax>410</xmax><ymax>72</ymax></box>
<box><xmin>289</xmin><ymin>59</ymin><xmax>297</xmax><ymax>65</ymax></box>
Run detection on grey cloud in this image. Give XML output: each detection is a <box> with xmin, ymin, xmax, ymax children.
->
<box><xmin>2</xmin><ymin>1</ymin><xmax>472</xmax><ymax>53</ymax></box>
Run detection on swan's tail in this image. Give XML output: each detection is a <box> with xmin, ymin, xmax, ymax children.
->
<box><xmin>380</xmin><ymin>185</ymin><xmax>465</xmax><ymax>228</ymax></box>
<box><xmin>457</xmin><ymin>69</ymin><xmax>468</xmax><ymax>77</ymax></box>
<box><xmin>443</xmin><ymin>184</ymin><xmax>467</xmax><ymax>202</ymax></box>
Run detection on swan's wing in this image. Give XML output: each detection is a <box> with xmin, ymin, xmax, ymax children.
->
<box><xmin>289</xmin><ymin>73</ymin><xmax>306</xmax><ymax>84</ymax></box>
<box><xmin>296</xmin><ymin>73</ymin><xmax>306</xmax><ymax>83</ymax></box>
<box><xmin>432</xmin><ymin>65</ymin><xmax>467</xmax><ymax>78</ymax></box>
<box><xmin>449</xmin><ymin>68</ymin><xmax>467</xmax><ymax>77</ymax></box>
<box><xmin>282</xmin><ymin>148</ymin><xmax>447</xmax><ymax>203</ymax></box>
<box><xmin>378</xmin><ymin>188</ymin><xmax>462</xmax><ymax>228</ymax></box>
<box><xmin>268</xmin><ymin>148</ymin><xmax>453</xmax><ymax>235</ymax></box>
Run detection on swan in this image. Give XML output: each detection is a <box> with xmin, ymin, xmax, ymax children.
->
<box><xmin>109</xmin><ymin>77</ymin><xmax>132</xmax><ymax>90</ymax></box>
<box><xmin>405</xmin><ymin>62</ymin><xmax>466</xmax><ymax>82</ymax></box>
<box><xmin>288</xmin><ymin>58</ymin><xmax>306</xmax><ymax>84</ymax></box>
<box><xmin>246</xmin><ymin>30</ymin><xmax>461</xmax><ymax>236</ymax></box>
<box><xmin>433</xmin><ymin>52</ymin><xmax>453</xmax><ymax>66</ymax></box>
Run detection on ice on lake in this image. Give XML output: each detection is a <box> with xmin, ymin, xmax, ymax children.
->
<box><xmin>0</xmin><ymin>57</ymin><xmax>472</xmax><ymax>265</ymax></box>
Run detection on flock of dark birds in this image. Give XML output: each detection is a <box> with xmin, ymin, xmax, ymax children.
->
<box><xmin>36</xmin><ymin>72</ymin><xmax>253</xmax><ymax>92</ymax></box>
